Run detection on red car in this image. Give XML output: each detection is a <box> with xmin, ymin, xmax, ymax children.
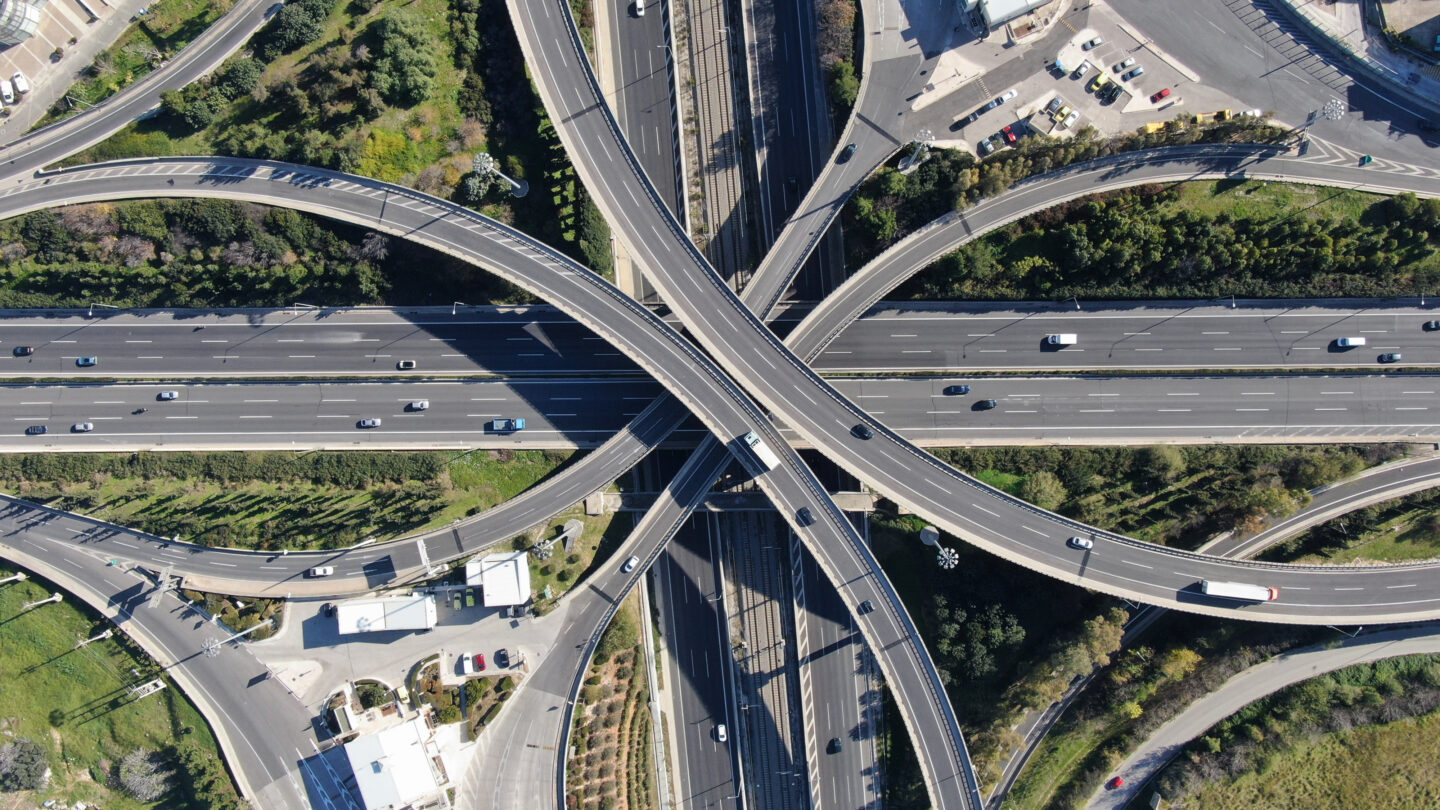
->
<box><xmin>1150</xmin><ymin>88</ymin><xmax>1171</xmax><ymax>102</ymax></box>
<box><xmin>474</xmin><ymin>653</ymin><xmax>486</xmax><ymax>671</ymax></box>
<box><xmin>1002</xmin><ymin>125</ymin><xmax>1017</xmax><ymax>144</ymax></box>
<box><xmin>1107</xmin><ymin>776</ymin><xmax>1126</xmax><ymax>789</ymax></box>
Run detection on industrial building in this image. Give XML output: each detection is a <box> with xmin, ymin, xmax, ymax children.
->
<box><xmin>463</xmin><ymin>550</ymin><xmax>532</xmax><ymax>606</ymax></box>
<box><xmin>343</xmin><ymin>716</ymin><xmax>446</xmax><ymax>810</ymax></box>
<box><xmin>335</xmin><ymin>594</ymin><xmax>438</xmax><ymax>634</ymax></box>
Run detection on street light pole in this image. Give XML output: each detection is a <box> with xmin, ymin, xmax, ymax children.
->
<box><xmin>452</xmin><ymin>301</ymin><xmax>467</xmax><ymax>315</ymax></box>
<box><xmin>87</xmin><ymin>302</ymin><xmax>119</xmax><ymax>318</ymax></box>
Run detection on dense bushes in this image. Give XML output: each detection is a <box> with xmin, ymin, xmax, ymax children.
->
<box><xmin>901</xmin><ymin>186</ymin><xmax>1440</xmax><ymax>301</ymax></box>
<box><xmin>159</xmin><ymin>58</ymin><xmax>265</xmax><ymax>131</ymax></box>
<box><xmin>116</xmin><ymin>748</ymin><xmax>175</xmax><ymax>801</ymax></box>
<box><xmin>0</xmin><ymin>199</ymin><xmax>528</xmax><ymax>307</ymax></box>
<box><xmin>175</xmin><ymin>740</ymin><xmax>246</xmax><ymax>810</ymax></box>
<box><xmin>0</xmin><ymin>738</ymin><xmax>47</xmax><ymax>791</ymax></box>
<box><xmin>257</xmin><ymin>0</ymin><xmax>338</xmax><ymax>60</ymax></box>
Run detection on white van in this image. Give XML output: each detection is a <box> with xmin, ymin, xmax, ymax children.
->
<box><xmin>1337</xmin><ymin>336</ymin><xmax>1367</xmax><ymax>347</ymax></box>
<box><xmin>1046</xmin><ymin>333</ymin><xmax>1078</xmax><ymax>345</ymax></box>
<box><xmin>0</xmin><ymin>79</ymin><xmax>14</xmax><ymax>106</ymax></box>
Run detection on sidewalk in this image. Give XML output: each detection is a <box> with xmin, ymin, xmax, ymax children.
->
<box><xmin>0</xmin><ymin>0</ymin><xmax>152</xmax><ymax>139</ymax></box>
<box><xmin>1275</xmin><ymin>0</ymin><xmax>1440</xmax><ymax>113</ymax></box>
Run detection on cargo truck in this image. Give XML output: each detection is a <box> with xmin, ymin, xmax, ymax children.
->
<box><xmin>736</xmin><ymin>431</ymin><xmax>781</xmax><ymax>474</ymax></box>
<box><xmin>1201</xmin><ymin>580</ymin><xmax>1279</xmax><ymax>601</ymax></box>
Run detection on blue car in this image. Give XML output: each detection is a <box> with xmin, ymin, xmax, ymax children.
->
<box><xmin>76</xmin><ymin>357</ymin><xmax>98</xmax><ymax>367</ymax></box>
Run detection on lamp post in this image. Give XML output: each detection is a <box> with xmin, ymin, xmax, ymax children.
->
<box><xmin>452</xmin><ymin>301</ymin><xmax>467</xmax><ymax>315</ymax></box>
<box><xmin>87</xmin><ymin>302</ymin><xmax>118</xmax><ymax>318</ymax></box>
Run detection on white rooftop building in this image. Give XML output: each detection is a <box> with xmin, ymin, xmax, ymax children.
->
<box><xmin>336</xmin><ymin>595</ymin><xmax>437</xmax><ymax>634</ymax></box>
<box><xmin>463</xmin><ymin>551</ymin><xmax>531</xmax><ymax>606</ymax></box>
<box><xmin>344</xmin><ymin>716</ymin><xmax>445</xmax><ymax>810</ymax></box>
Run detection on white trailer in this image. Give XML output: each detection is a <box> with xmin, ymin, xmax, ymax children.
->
<box><xmin>736</xmin><ymin>431</ymin><xmax>781</xmax><ymax>473</ymax></box>
<box><xmin>1201</xmin><ymin>580</ymin><xmax>1279</xmax><ymax>601</ymax></box>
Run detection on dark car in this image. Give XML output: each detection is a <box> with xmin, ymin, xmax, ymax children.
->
<box><xmin>837</xmin><ymin>143</ymin><xmax>858</xmax><ymax>163</ymax></box>
<box><xmin>851</xmin><ymin>423</ymin><xmax>873</xmax><ymax>440</ymax></box>
<box><xmin>24</xmin><ymin>425</ymin><xmax>45</xmax><ymax>435</ymax></box>
<box><xmin>12</xmin><ymin>346</ymin><xmax>33</xmax><ymax>357</ymax></box>
<box><xmin>1424</xmin><ymin>320</ymin><xmax>1440</xmax><ymax>331</ymax></box>
<box><xmin>796</xmin><ymin>507</ymin><xmax>815</xmax><ymax>526</ymax></box>
<box><xmin>1379</xmin><ymin>352</ymin><xmax>1404</xmax><ymax>363</ymax></box>
<box><xmin>322</xmin><ymin>602</ymin><xmax>336</xmax><ymax>617</ymax></box>
<box><xmin>1420</xmin><ymin>119</ymin><xmax>1440</xmax><ymax>133</ymax></box>
<box><xmin>975</xmin><ymin>399</ymin><xmax>999</xmax><ymax>410</ymax></box>
<box><xmin>827</xmin><ymin>737</ymin><xmax>843</xmax><ymax>754</ymax></box>
<box><xmin>944</xmin><ymin>384</ymin><xmax>971</xmax><ymax>396</ymax></box>
<box><xmin>858</xmin><ymin>599</ymin><xmax>875</xmax><ymax>614</ymax></box>
<box><xmin>496</xmin><ymin>648</ymin><xmax>511</xmax><ymax>668</ymax></box>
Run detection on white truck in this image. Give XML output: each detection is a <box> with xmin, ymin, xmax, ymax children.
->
<box><xmin>736</xmin><ymin>431</ymin><xmax>781</xmax><ymax>473</ymax></box>
<box><xmin>1201</xmin><ymin>580</ymin><xmax>1279</xmax><ymax>602</ymax></box>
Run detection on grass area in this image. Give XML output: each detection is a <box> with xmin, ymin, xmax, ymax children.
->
<box><xmin>1262</xmin><ymin>488</ymin><xmax>1440</xmax><ymax>565</ymax></box>
<box><xmin>37</xmin><ymin>0</ymin><xmax>233</xmax><ymax>128</ymax></box>
<box><xmin>464</xmin><ymin>673</ymin><xmax>517</xmax><ymax>737</ymax></box>
<box><xmin>0</xmin><ymin>565</ymin><xmax>241</xmax><ymax>808</ymax></box>
<box><xmin>1170</xmin><ymin>178</ymin><xmax>1381</xmax><ymax>223</ymax></box>
<box><xmin>5</xmin><ymin>449</ymin><xmax>583</xmax><ymax>551</ymax></box>
<box><xmin>518</xmin><ymin>510</ymin><xmax>629</xmax><ymax>614</ymax></box>
<box><xmin>566</xmin><ymin>593</ymin><xmax>658</xmax><ymax>810</ymax></box>
<box><xmin>1173</xmin><ymin>711</ymin><xmax>1440</xmax><ymax>810</ymax></box>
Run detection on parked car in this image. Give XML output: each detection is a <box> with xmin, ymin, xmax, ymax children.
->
<box><xmin>1002</xmin><ymin>124</ymin><xmax>1018</xmax><ymax>144</ymax></box>
<box><xmin>0</xmin><ymin>79</ymin><xmax>14</xmax><ymax>105</ymax></box>
<box><xmin>998</xmin><ymin>88</ymin><xmax>1017</xmax><ymax>103</ymax></box>
<box><xmin>465</xmin><ymin>588</ymin><xmax>476</xmax><ymax>607</ymax></box>
<box><xmin>158</xmin><ymin>390</ymin><xmax>179</xmax><ymax>401</ymax></box>
<box><xmin>1379</xmin><ymin>353</ymin><xmax>1404</xmax><ymax>363</ymax></box>
<box><xmin>796</xmin><ymin>507</ymin><xmax>816</xmax><ymax>526</ymax></box>
<box><xmin>1073</xmin><ymin>61</ymin><xmax>1091</xmax><ymax>79</ymax></box>
<box><xmin>10</xmin><ymin>72</ymin><xmax>28</xmax><ymax>95</ymax></box>
<box><xmin>1113</xmin><ymin>57</ymin><xmax>1135</xmax><ymax>72</ymax></box>
<box><xmin>496</xmin><ymin>648</ymin><xmax>511</xmax><ymax>668</ymax></box>
<box><xmin>1061</xmin><ymin>111</ymin><xmax>1080</xmax><ymax>129</ymax></box>
<box><xmin>76</xmin><ymin>356</ymin><xmax>98</xmax><ymax>367</ymax></box>
<box><xmin>1046</xmin><ymin>96</ymin><xmax>1065</xmax><ymax>114</ymax></box>
<box><xmin>1083</xmin><ymin>36</ymin><xmax>1103</xmax><ymax>50</ymax></box>
<box><xmin>1151</xmin><ymin>87</ymin><xmax>1171</xmax><ymax>102</ymax></box>
<box><xmin>461</xmin><ymin>652</ymin><xmax>477</xmax><ymax>675</ymax></box>
<box><xmin>24</xmin><ymin>425</ymin><xmax>46</xmax><ymax>435</ymax></box>
<box><xmin>1055</xmin><ymin>104</ymin><xmax>1074</xmax><ymax>121</ymax></box>
<box><xmin>977</xmin><ymin>137</ymin><xmax>997</xmax><ymax>156</ymax></box>
<box><xmin>307</xmin><ymin>566</ymin><xmax>334</xmax><ymax>577</ymax></box>
<box><xmin>408</xmin><ymin>400</ymin><xmax>429</xmax><ymax>411</ymax></box>
<box><xmin>72</xmin><ymin>422</ymin><xmax>94</xmax><ymax>433</ymax></box>
<box><xmin>474</xmin><ymin>653</ymin><xmax>486</xmax><ymax>671</ymax></box>
<box><xmin>944</xmin><ymin>384</ymin><xmax>971</xmax><ymax>395</ymax></box>
<box><xmin>358</xmin><ymin>418</ymin><xmax>382</xmax><ymax>428</ymax></box>
<box><xmin>452</xmin><ymin>590</ymin><xmax>463</xmax><ymax>610</ymax></box>
<box><xmin>396</xmin><ymin>360</ymin><xmax>417</xmax><ymax>370</ymax></box>
<box><xmin>1068</xmin><ymin>536</ymin><xmax>1094</xmax><ymax>550</ymax></box>
<box><xmin>1090</xmin><ymin>73</ymin><xmax>1111</xmax><ymax>92</ymax></box>
<box><xmin>1121</xmin><ymin>66</ymin><xmax>1145</xmax><ymax>81</ymax></box>
<box><xmin>851</xmin><ymin>423</ymin><xmax>874</xmax><ymax>440</ymax></box>
<box><xmin>11</xmin><ymin>345</ymin><xmax>32</xmax><ymax>356</ymax></box>
<box><xmin>622</xmin><ymin>555</ymin><xmax>640</xmax><ymax>573</ymax></box>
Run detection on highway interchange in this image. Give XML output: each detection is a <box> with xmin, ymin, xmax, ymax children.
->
<box><xmin>0</xmin><ymin>0</ymin><xmax>1439</xmax><ymax>807</ymax></box>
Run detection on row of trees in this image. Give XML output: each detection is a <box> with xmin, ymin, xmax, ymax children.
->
<box><xmin>901</xmin><ymin>187</ymin><xmax>1440</xmax><ymax>302</ymax></box>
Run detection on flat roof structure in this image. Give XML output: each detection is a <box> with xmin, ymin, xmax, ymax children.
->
<box><xmin>344</xmin><ymin>716</ymin><xmax>442</xmax><ymax>810</ymax></box>
<box><xmin>981</xmin><ymin>0</ymin><xmax>1048</xmax><ymax>27</ymax></box>
<box><xmin>464</xmin><ymin>551</ymin><xmax>531</xmax><ymax>606</ymax></box>
<box><xmin>336</xmin><ymin>595</ymin><xmax>437</xmax><ymax>634</ymax></box>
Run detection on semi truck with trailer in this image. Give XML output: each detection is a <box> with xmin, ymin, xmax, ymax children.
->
<box><xmin>1201</xmin><ymin>580</ymin><xmax>1279</xmax><ymax>601</ymax></box>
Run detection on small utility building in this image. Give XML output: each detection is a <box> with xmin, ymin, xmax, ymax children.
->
<box><xmin>343</xmin><ymin>716</ymin><xmax>445</xmax><ymax>810</ymax></box>
<box><xmin>336</xmin><ymin>595</ymin><xmax>437</xmax><ymax>634</ymax></box>
<box><xmin>464</xmin><ymin>551</ymin><xmax>531</xmax><ymax>606</ymax></box>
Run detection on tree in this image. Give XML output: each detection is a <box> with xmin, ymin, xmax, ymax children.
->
<box><xmin>1020</xmin><ymin>470</ymin><xmax>1067</xmax><ymax>511</ymax></box>
<box><xmin>0</xmin><ymin>738</ymin><xmax>48</xmax><ymax>791</ymax></box>
<box><xmin>369</xmin><ymin>13</ymin><xmax>439</xmax><ymax>107</ymax></box>
<box><xmin>829</xmin><ymin>60</ymin><xmax>858</xmax><ymax>108</ymax></box>
<box><xmin>117</xmin><ymin>749</ymin><xmax>175</xmax><ymax>801</ymax></box>
<box><xmin>1141</xmin><ymin>445</ymin><xmax>1185</xmax><ymax>485</ymax></box>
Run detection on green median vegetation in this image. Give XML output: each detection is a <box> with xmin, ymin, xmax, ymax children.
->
<box><xmin>1150</xmin><ymin>654</ymin><xmax>1440</xmax><ymax>810</ymax></box>
<box><xmin>5</xmin><ymin>448</ymin><xmax>581</xmax><ymax>551</ymax></box>
<box><xmin>0</xmin><ymin>198</ymin><xmax>529</xmax><ymax>308</ymax></box>
<box><xmin>900</xmin><ymin>184</ymin><xmax>1440</xmax><ymax>302</ymax></box>
<box><xmin>1262</xmin><ymin>486</ymin><xmax>1440</xmax><ymax>565</ymax></box>
<box><xmin>0</xmin><ymin>565</ymin><xmax>243</xmax><ymax>808</ymax></box>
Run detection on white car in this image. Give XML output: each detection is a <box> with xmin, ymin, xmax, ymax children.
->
<box><xmin>1061</xmin><ymin>111</ymin><xmax>1080</xmax><ymax>129</ymax></box>
<box><xmin>72</xmin><ymin>422</ymin><xmax>94</xmax><ymax>433</ymax></box>
<box><xmin>715</xmin><ymin>724</ymin><xmax>728</xmax><ymax>742</ymax></box>
<box><xmin>307</xmin><ymin>566</ymin><xmax>334</xmax><ymax>577</ymax></box>
<box><xmin>1068</xmin><ymin>536</ymin><xmax>1094</xmax><ymax>550</ymax></box>
<box><xmin>158</xmin><ymin>390</ymin><xmax>179</xmax><ymax>401</ymax></box>
<box><xmin>358</xmin><ymin>418</ymin><xmax>382</xmax><ymax>428</ymax></box>
<box><xmin>1083</xmin><ymin>36</ymin><xmax>1103</xmax><ymax>50</ymax></box>
<box><xmin>0</xmin><ymin>79</ymin><xmax>14</xmax><ymax>106</ymax></box>
<box><xmin>10</xmin><ymin>72</ymin><xmax>28</xmax><ymax>95</ymax></box>
<box><xmin>998</xmin><ymin>88</ymin><xmax>1017</xmax><ymax>103</ymax></box>
<box><xmin>409</xmin><ymin>400</ymin><xmax>429</xmax><ymax>411</ymax></box>
<box><xmin>622</xmin><ymin>555</ymin><xmax>640</xmax><ymax>573</ymax></box>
